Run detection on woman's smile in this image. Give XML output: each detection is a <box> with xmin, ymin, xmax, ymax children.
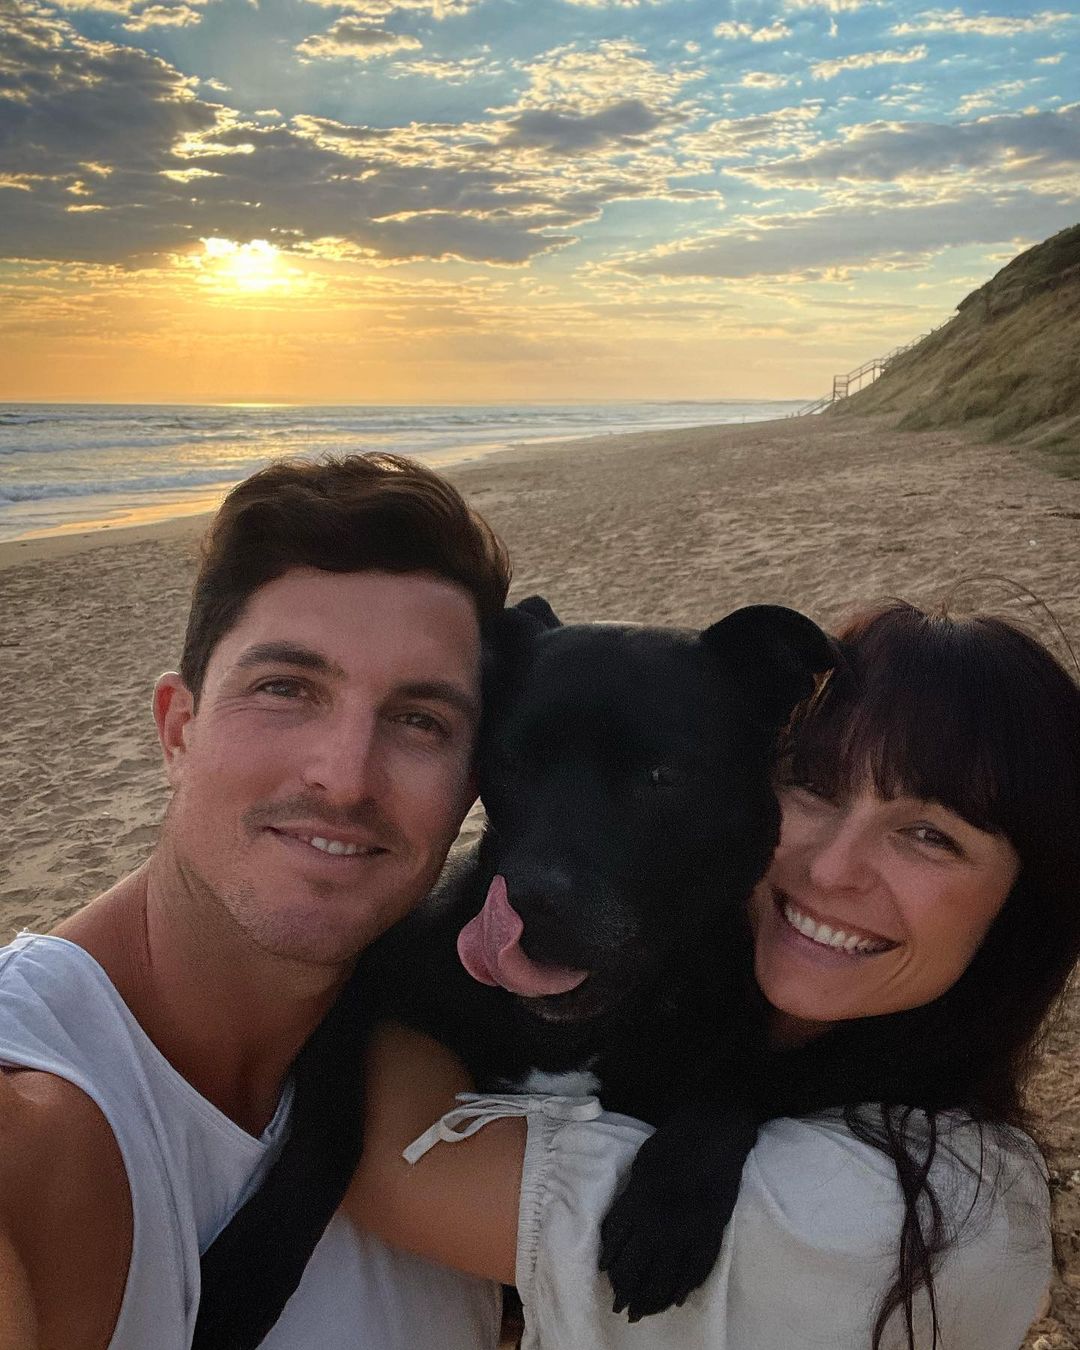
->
<box><xmin>774</xmin><ymin>890</ymin><xmax>898</xmax><ymax>955</ymax></box>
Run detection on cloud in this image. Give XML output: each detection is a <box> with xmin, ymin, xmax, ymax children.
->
<box><xmin>955</xmin><ymin>81</ymin><xmax>1032</xmax><ymax>115</ymax></box>
<box><xmin>389</xmin><ymin>55</ymin><xmax>500</xmax><ymax>82</ymax></box>
<box><xmin>1035</xmin><ymin>52</ymin><xmax>1065</xmax><ymax>63</ymax></box>
<box><xmin>745</xmin><ymin>103</ymin><xmax>1080</xmax><ymax>186</ymax></box>
<box><xmin>499</xmin><ymin>99</ymin><xmax>677</xmax><ymax>154</ymax></box>
<box><xmin>618</xmin><ymin>193</ymin><xmax>1080</xmax><ymax>281</ymax></box>
<box><xmin>40</xmin><ymin>0</ymin><xmax>209</xmax><ymax>28</ymax></box>
<box><xmin>741</xmin><ymin>71</ymin><xmax>792</xmax><ymax>89</ymax></box>
<box><xmin>811</xmin><ymin>45</ymin><xmax>927</xmax><ymax>79</ymax></box>
<box><xmin>783</xmin><ymin>0</ymin><xmax>875</xmax><ymax>10</ymax></box>
<box><xmin>679</xmin><ymin>105</ymin><xmax>822</xmax><ymax>159</ymax></box>
<box><xmin>891</xmin><ymin>8</ymin><xmax>1074</xmax><ymax>37</ymax></box>
<box><xmin>124</xmin><ymin>3</ymin><xmax>205</xmax><ymax>29</ymax></box>
<box><xmin>296</xmin><ymin>20</ymin><xmax>422</xmax><ymax>61</ymax></box>
<box><xmin>0</xmin><ymin>18</ymin><xmax>706</xmax><ymax>269</ymax></box>
<box><xmin>713</xmin><ymin>20</ymin><xmax>792</xmax><ymax>41</ymax></box>
<box><xmin>511</xmin><ymin>40</ymin><xmax>703</xmax><ymax>114</ymax></box>
<box><xmin>298</xmin><ymin>0</ymin><xmax>476</xmax><ymax>15</ymax></box>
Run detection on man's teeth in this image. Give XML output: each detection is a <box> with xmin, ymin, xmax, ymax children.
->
<box><xmin>306</xmin><ymin>835</ymin><xmax>362</xmax><ymax>856</ymax></box>
<box><xmin>782</xmin><ymin>902</ymin><xmax>891</xmax><ymax>954</ymax></box>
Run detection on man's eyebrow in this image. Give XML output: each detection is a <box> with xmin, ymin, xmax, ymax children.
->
<box><xmin>233</xmin><ymin>649</ymin><xmax>478</xmax><ymax>719</ymax></box>
<box><xmin>235</xmin><ymin>642</ymin><xmax>346</xmax><ymax>680</ymax></box>
<box><xmin>398</xmin><ymin>680</ymin><xmax>480</xmax><ymax>723</ymax></box>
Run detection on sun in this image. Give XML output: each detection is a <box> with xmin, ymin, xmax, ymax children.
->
<box><xmin>193</xmin><ymin>237</ymin><xmax>300</xmax><ymax>294</ymax></box>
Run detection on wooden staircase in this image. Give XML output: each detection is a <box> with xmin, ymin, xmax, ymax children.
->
<box><xmin>793</xmin><ymin>325</ymin><xmax>945</xmax><ymax>417</ymax></box>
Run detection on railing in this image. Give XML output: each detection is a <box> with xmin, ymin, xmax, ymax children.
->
<box><xmin>792</xmin><ymin>322</ymin><xmax>947</xmax><ymax>417</ymax></box>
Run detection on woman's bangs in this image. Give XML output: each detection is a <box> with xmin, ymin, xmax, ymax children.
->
<box><xmin>786</xmin><ymin>610</ymin><xmax>1005</xmax><ymax>834</ymax></box>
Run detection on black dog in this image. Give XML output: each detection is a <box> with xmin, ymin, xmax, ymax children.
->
<box><xmin>194</xmin><ymin>598</ymin><xmax>838</xmax><ymax>1348</ymax></box>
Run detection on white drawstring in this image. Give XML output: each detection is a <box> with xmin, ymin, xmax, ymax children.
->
<box><xmin>404</xmin><ymin>1092</ymin><xmax>603</xmax><ymax>1164</ymax></box>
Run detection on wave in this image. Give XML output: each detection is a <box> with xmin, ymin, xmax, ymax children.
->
<box><xmin>0</xmin><ymin>465</ymin><xmax>250</xmax><ymax>506</ymax></box>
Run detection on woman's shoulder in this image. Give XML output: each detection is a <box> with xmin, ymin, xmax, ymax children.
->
<box><xmin>742</xmin><ymin>1107</ymin><xmax>1047</xmax><ymax>1251</ymax></box>
<box><xmin>510</xmin><ymin>1098</ymin><xmax>1050</xmax><ymax>1349</ymax></box>
<box><xmin>756</xmin><ymin>1106</ymin><xmax>1044</xmax><ymax>1172</ymax></box>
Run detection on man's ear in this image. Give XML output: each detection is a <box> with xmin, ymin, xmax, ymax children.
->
<box><xmin>153</xmin><ymin>673</ymin><xmax>195</xmax><ymax>787</ymax></box>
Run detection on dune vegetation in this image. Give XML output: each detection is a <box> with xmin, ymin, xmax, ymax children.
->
<box><xmin>833</xmin><ymin>223</ymin><xmax>1080</xmax><ymax>473</ymax></box>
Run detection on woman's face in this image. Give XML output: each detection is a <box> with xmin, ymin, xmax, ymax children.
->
<box><xmin>748</xmin><ymin>781</ymin><xmax>1020</xmax><ymax>1043</ymax></box>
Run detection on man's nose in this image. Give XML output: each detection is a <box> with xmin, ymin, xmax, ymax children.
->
<box><xmin>300</xmin><ymin>710</ymin><xmax>385</xmax><ymax>804</ymax></box>
<box><xmin>805</xmin><ymin>815</ymin><xmax>876</xmax><ymax>892</ymax></box>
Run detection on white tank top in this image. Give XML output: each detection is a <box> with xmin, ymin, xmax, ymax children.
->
<box><xmin>0</xmin><ymin>934</ymin><xmax>501</xmax><ymax>1350</ymax></box>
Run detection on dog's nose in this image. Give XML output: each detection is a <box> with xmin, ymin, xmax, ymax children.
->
<box><xmin>500</xmin><ymin>862</ymin><xmax>577</xmax><ymax>923</ymax></box>
<box><xmin>499</xmin><ymin>859</ymin><xmax>635</xmax><ymax>966</ymax></box>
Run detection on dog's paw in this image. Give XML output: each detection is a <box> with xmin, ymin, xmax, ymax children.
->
<box><xmin>599</xmin><ymin>1182</ymin><xmax>723</xmax><ymax>1321</ymax></box>
<box><xmin>597</xmin><ymin>1106</ymin><xmax>756</xmax><ymax>1322</ymax></box>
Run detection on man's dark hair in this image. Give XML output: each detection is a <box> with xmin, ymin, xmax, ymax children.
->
<box><xmin>179</xmin><ymin>452</ymin><xmax>511</xmax><ymax>698</ymax></box>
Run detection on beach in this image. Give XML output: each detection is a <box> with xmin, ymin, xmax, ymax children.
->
<box><xmin>2</xmin><ymin>412</ymin><xmax>1079</xmax><ymax>1345</ymax></box>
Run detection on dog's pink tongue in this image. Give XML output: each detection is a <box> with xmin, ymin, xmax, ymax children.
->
<box><xmin>456</xmin><ymin>875</ymin><xmax>589</xmax><ymax>997</ymax></box>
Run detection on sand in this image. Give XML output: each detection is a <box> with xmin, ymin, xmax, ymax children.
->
<box><xmin>2</xmin><ymin>411</ymin><xmax>1079</xmax><ymax>1345</ymax></box>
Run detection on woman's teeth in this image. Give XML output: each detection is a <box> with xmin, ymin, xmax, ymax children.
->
<box><xmin>782</xmin><ymin>901</ymin><xmax>893</xmax><ymax>954</ymax></box>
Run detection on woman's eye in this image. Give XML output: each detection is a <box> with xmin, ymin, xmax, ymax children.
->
<box><xmin>910</xmin><ymin>824</ymin><xmax>962</xmax><ymax>855</ymax></box>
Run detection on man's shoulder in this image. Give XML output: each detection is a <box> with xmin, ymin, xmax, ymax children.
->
<box><xmin>0</xmin><ymin>1069</ymin><xmax>133</xmax><ymax>1349</ymax></box>
<box><xmin>0</xmin><ymin>1066</ymin><xmax>130</xmax><ymax>1214</ymax></box>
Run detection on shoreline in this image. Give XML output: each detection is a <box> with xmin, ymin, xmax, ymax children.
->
<box><xmin>0</xmin><ymin>510</ymin><xmax>214</xmax><ymax>570</ymax></box>
<box><xmin>0</xmin><ymin>416</ymin><xmax>777</xmax><ymax>569</ymax></box>
<box><xmin>0</xmin><ymin>404</ymin><xmax>805</xmax><ymax>554</ymax></box>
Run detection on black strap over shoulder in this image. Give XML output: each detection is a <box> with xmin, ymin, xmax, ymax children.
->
<box><xmin>193</xmin><ymin>971</ymin><xmax>372</xmax><ymax>1349</ymax></box>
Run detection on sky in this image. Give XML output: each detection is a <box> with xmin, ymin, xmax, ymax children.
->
<box><xmin>0</xmin><ymin>0</ymin><xmax>1077</xmax><ymax>403</ymax></box>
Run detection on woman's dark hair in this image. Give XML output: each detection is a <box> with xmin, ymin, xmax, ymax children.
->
<box><xmin>179</xmin><ymin>452</ymin><xmax>511</xmax><ymax>700</ymax></box>
<box><xmin>765</xmin><ymin>599</ymin><xmax>1080</xmax><ymax>1349</ymax></box>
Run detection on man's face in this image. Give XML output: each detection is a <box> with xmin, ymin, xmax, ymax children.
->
<box><xmin>155</xmin><ymin>567</ymin><xmax>482</xmax><ymax>968</ymax></box>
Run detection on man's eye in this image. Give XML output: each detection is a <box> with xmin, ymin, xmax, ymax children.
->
<box><xmin>257</xmin><ymin>678</ymin><xmax>305</xmax><ymax>698</ymax></box>
<box><xmin>396</xmin><ymin>711</ymin><xmax>448</xmax><ymax>737</ymax></box>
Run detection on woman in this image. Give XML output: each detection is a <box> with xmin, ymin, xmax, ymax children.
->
<box><xmin>348</xmin><ymin>600</ymin><xmax>1080</xmax><ymax>1349</ymax></box>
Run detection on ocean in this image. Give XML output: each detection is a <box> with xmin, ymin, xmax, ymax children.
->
<box><xmin>0</xmin><ymin>401</ymin><xmax>800</xmax><ymax>543</ymax></box>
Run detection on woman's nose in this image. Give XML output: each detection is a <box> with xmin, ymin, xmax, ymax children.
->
<box><xmin>805</xmin><ymin>815</ymin><xmax>876</xmax><ymax>893</ymax></box>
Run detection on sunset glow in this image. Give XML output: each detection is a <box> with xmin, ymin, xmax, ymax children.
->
<box><xmin>1</xmin><ymin>1</ymin><xmax>1077</xmax><ymax>403</ymax></box>
<box><xmin>192</xmin><ymin>238</ymin><xmax>299</xmax><ymax>295</ymax></box>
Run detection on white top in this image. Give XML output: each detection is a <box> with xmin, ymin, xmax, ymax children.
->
<box><xmin>411</xmin><ymin>1092</ymin><xmax>1051</xmax><ymax>1350</ymax></box>
<box><xmin>0</xmin><ymin>934</ymin><xmax>501</xmax><ymax>1350</ymax></box>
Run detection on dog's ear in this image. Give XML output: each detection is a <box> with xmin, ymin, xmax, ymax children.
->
<box><xmin>701</xmin><ymin>605</ymin><xmax>843</xmax><ymax>725</ymax></box>
<box><xmin>479</xmin><ymin>596</ymin><xmax>560</xmax><ymax>731</ymax></box>
<box><xmin>513</xmin><ymin>595</ymin><xmax>562</xmax><ymax>630</ymax></box>
<box><xmin>481</xmin><ymin>595</ymin><xmax>561</xmax><ymax>670</ymax></box>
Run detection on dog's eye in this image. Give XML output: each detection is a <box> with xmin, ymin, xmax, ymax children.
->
<box><xmin>647</xmin><ymin>766</ymin><xmax>677</xmax><ymax>788</ymax></box>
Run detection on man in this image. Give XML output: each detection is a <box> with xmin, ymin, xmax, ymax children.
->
<box><xmin>0</xmin><ymin>453</ymin><xmax>511</xmax><ymax>1349</ymax></box>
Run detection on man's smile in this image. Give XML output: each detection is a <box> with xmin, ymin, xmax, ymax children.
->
<box><xmin>266</xmin><ymin>825</ymin><xmax>390</xmax><ymax>861</ymax></box>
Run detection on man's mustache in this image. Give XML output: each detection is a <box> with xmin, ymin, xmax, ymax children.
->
<box><xmin>243</xmin><ymin>794</ymin><xmax>408</xmax><ymax>853</ymax></box>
